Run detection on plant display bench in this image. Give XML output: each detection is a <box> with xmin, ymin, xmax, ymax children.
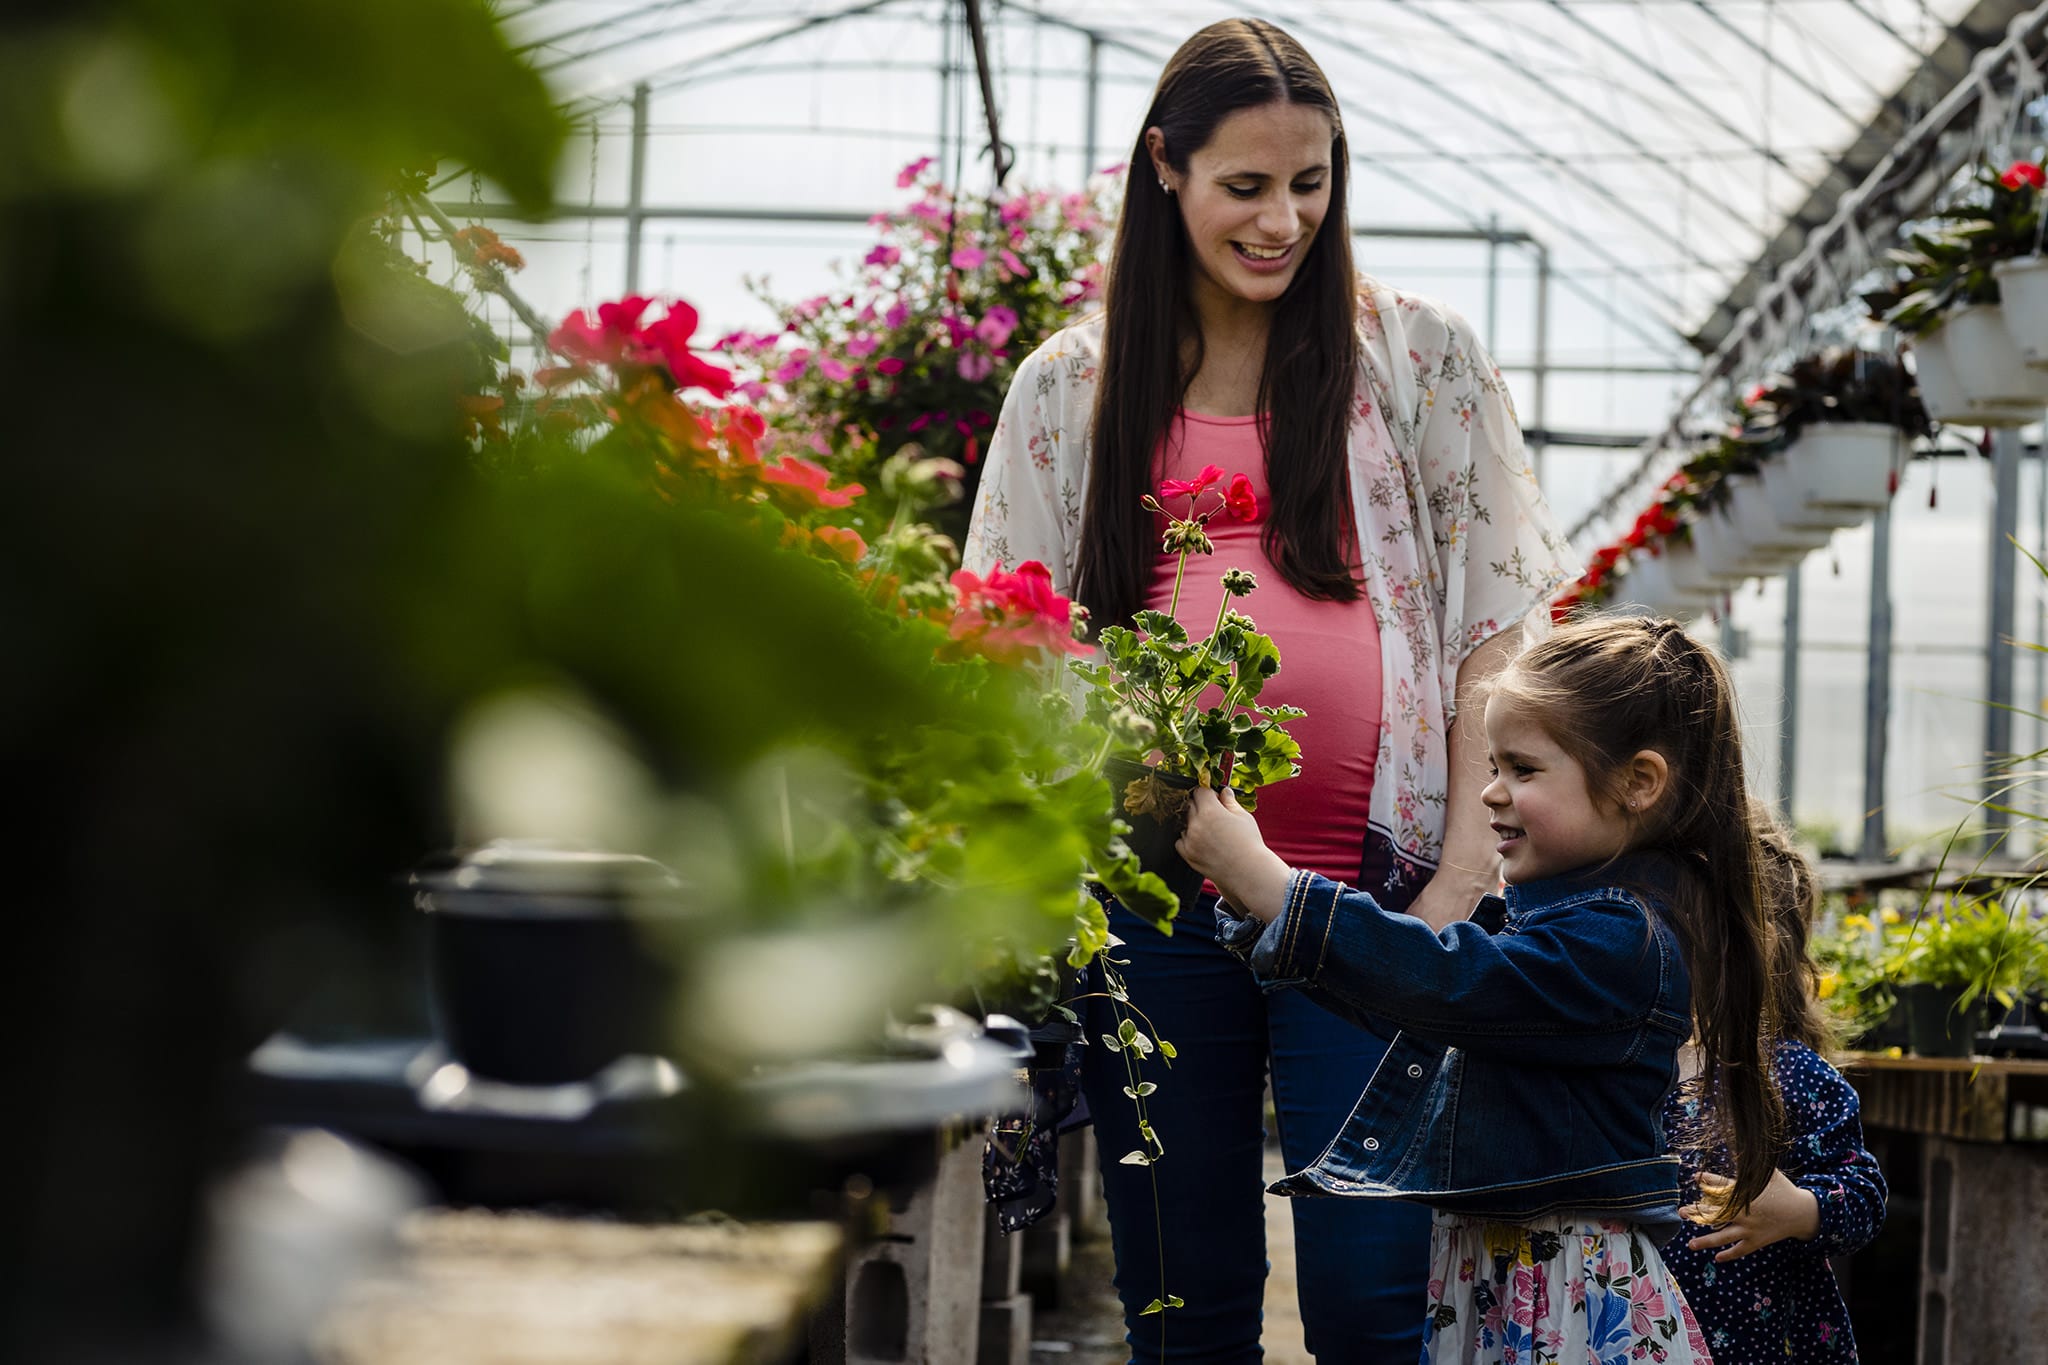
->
<box><xmin>312</xmin><ymin>1210</ymin><xmax>843</xmax><ymax>1364</ymax></box>
<box><xmin>1836</xmin><ymin>1053</ymin><xmax>2048</xmax><ymax>1364</ymax></box>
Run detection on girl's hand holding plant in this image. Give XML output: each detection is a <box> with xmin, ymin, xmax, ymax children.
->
<box><xmin>1177</xmin><ymin>785</ymin><xmax>1292</xmax><ymax>922</ymax></box>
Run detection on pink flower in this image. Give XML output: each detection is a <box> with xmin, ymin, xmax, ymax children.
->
<box><xmin>1224</xmin><ymin>472</ymin><xmax>1259</xmax><ymax>522</ymax></box>
<box><xmin>884</xmin><ymin>301</ymin><xmax>909</xmax><ymax>329</ymax></box>
<box><xmin>957</xmin><ymin>349</ymin><xmax>995</xmax><ymax>382</ymax></box>
<box><xmin>864</xmin><ymin>243</ymin><xmax>902</xmax><ymax>268</ymax></box>
<box><xmin>636</xmin><ymin>300</ymin><xmax>734</xmax><ymax>396</ymax></box>
<box><xmin>845</xmin><ymin>333</ymin><xmax>879</xmax><ymax>359</ymax></box>
<box><xmin>1159</xmin><ymin>464</ymin><xmax>1225</xmax><ymax>500</ymax></box>
<box><xmin>549</xmin><ymin>296</ymin><xmax>732</xmax><ymax>396</ymax></box>
<box><xmin>950</xmin><ymin>245</ymin><xmax>987</xmax><ymax>271</ymax></box>
<box><xmin>1627</xmin><ymin>1274</ymin><xmax>1668</xmax><ymax>1338</ymax></box>
<box><xmin>975</xmin><ymin>305</ymin><xmax>1019</xmax><ymax>348</ymax></box>
<box><xmin>946</xmin><ymin>561</ymin><xmax>1089</xmax><ymax>665</ymax></box>
<box><xmin>875</xmin><ymin>356</ymin><xmax>906</xmax><ymax>376</ymax></box>
<box><xmin>772</xmin><ymin>349</ymin><xmax>810</xmax><ymax>385</ymax></box>
<box><xmin>818</xmin><ymin>356</ymin><xmax>851</xmax><ymax>382</ymax></box>
<box><xmin>760</xmin><ymin>456</ymin><xmax>863</xmax><ymax>509</ymax></box>
<box><xmin>998</xmin><ymin>196</ymin><xmax>1032</xmax><ymax>225</ymax></box>
<box><xmin>999</xmin><ymin>248</ymin><xmax>1027</xmax><ymax>278</ymax></box>
<box><xmin>896</xmin><ymin>156</ymin><xmax>934</xmax><ymax>189</ymax></box>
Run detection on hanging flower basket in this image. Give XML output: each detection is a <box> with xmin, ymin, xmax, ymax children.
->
<box><xmin>1689</xmin><ymin>505</ymin><xmax>1761</xmax><ymax>585</ymax></box>
<box><xmin>1909</xmin><ymin>323</ymin><xmax>2041</xmax><ymax>428</ymax></box>
<box><xmin>1942</xmin><ymin>303</ymin><xmax>2048</xmax><ymax>411</ymax></box>
<box><xmin>1759</xmin><ymin>422</ymin><xmax>1900</xmax><ymax>529</ymax></box>
<box><xmin>1992</xmin><ymin>256</ymin><xmax>2048</xmax><ymax>369</ymax></box>
<box><xmin>1619</xmin><ymin>550</ymin><xmax>1711</xmax><ymax>618</ymax></box>
<box><xmin>1725</xmin><ymin>475</ymin><xmax>1830</xmax><ymax>567</ymax></box>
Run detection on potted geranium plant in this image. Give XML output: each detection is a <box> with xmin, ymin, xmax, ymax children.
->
<box><xmin>1071</xmin><ymin>465</ymin><xmax>1305</xmax><ymax>910</ymax></box>
<box><xmin>1748</xmin><ymin>348</ymin><xmax>1930</xmax><ymax>528</ymax></box>
<box><xmin>1864</xmin><ymin>158</ymin><xmax>2048</xmax><ymax>423</ymax></box>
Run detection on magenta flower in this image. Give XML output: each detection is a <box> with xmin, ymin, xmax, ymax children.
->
<box><xmin>957</xmin><ymin>349</ymin><xmax>995</xmax><ymax>382</ymax></box>
<box><xmin>864</xmin><ymin>243</ymin><xmax>902</xmax><ymax>268</ymax></box>
<box><xmin>999</xmin><ymin>248</ymin><xmax>1027</xmax><ymax>278</ymax></box>
<box><xmin>844</xmin><ymin>333</ymin><xmax>879</xmax><ymax>358</ymax></box>
<box><xmin>772</xmin><ymin>349</ymin><xmax>809</xmax><ymax>385</ymax></box>
<box><xmin>975</xmin><ymin>305</ymin><xmax>1019</xmax><ymax>348</ymax></box>
<box><xmin>875</xmin><ymin>356</ymin><xmax>906</xmax><ymax>376</ymax></box>
<box><xmin>950</xmin><ymin>245</ymin><xmax>987</xmax><ymax>271</ymax></box>
<box><xmin>818</xmin><ymin>356</ymin><xmax>851</xmax><ymax>382</ymax></box>
<box><xmin>884</xmin><ymin>301</ymin><xmax>909</xmax><ymax>329</ymax></box>
<box><xmin>896</xmin><ymin>156</ymin><xmax>934</xmax><ymax>189</ymax></box>
<box><xmin>1159</xmin><ymin>464</ymin><xmax>1225</xmax><ymax>500</ymax></box>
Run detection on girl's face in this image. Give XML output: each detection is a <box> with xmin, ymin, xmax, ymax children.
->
<box><xmin>1480</xmin><ymin>695</ymin><xmax>1634</xmax><ymax>884</ymax></box>
<box><xmin>1151</xmin><ymin>100</ymin><xmax>1333</xmax><ymax>311</ymax></box>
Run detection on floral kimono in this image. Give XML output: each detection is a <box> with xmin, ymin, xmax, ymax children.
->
<box><xmin>963</xmin><ymin>276</ymin><xmax>1577</xmax><ymax>906</ymax></box>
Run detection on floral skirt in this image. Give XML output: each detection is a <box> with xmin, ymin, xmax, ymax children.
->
<box><xmin>1420</xmin><ymin>1211</ymin><xmax>1714</xmax><ymax>1365</ymax></box>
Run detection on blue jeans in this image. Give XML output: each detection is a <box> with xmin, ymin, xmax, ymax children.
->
<box><xmin>1082</xmin><ymin>897</ymin><xmax>1429</xmax><ymax>1363</ymax></box>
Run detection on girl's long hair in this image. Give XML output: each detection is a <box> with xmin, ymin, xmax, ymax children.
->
<box><xmin>1076</xmin><ymin>18</ymin><xmax>1362</xmax><ymax>630</ymax></box>
<box><xmin>1748</xmin><ymin>797</ymin><xmax>1838</xmax><ymax>1053</ymax></box>
<box><xmin>1489</xmin><ymin>613</ymin><xmax>1786</xmax><ymax>1213</ymax></box>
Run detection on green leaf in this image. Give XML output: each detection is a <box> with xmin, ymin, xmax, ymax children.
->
<box><xmin>1117</xmin><ymin>1018</ymin><xmax>1138</xmax><ymax>1045</ymax></box>
<box><xmin>1166</xmin><ymin>1295</ymin><xmax>1186</xmax><ymax>1308</ymax></box>
<box><xmin>1158</xmin><ymin>1040</ymin><xmax>1178</xmax><ymax>1059</ymax></box>
<box><xmin>1137</xmin><ymin>1081</ymin><xmax>1158</xmax><ymax>1095</ymax></box>
<box><xmin>1052</xmin><ymin>1004</ymin><xmax>1079</xmax><ymax>1023</ymax></box>
<box><xmin>1100</xmin><ymin>1032</ymin><xmax>1123</xmax><ymax>1052</ymax></box>
<box><xmin>1139</xmin><ymin>1298</ymin><xmax>1165</xmax><ymax>1316</ymax></box>
<box><xmin>1120</xmin><ymin>1151</ymin><xmax>1152</xmax><ymax>1166</ymax></box>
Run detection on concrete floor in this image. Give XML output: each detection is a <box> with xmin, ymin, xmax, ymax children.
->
<box><xmin>1026</xmin><ymin>1149</ymin><xmax>1310</xmax><ymax>1365</ymax></box>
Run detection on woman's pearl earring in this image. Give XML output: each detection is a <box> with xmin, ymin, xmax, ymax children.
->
<box><xmin>1158</xmin><ymin>178</ymin><xmax>1172</xmax><ymax>194</ymax></box>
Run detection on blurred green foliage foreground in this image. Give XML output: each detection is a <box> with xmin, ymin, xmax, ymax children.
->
<box><xmin>0</xmin><ymin>1</ymin><xmax>1137</xmax><ymax>1355</ymax></box>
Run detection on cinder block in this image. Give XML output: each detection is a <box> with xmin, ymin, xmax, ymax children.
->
<box><xmin>841</xmin><ymin>1129</ymin><xmax>988</xmax><ymax>1364</ymax></box>
<box><xmin>981</xmin><ymin>1208</ymin><xmax>1022</xmax><ymax>1301</ymax></box>
<box><xmin>1917</xmin><ymin>1137</ymin><xmax>2048</xmax><ymax>1364</ymax></box>
<box><xmin>974</xmin><ymin>1292</ymin><xmax>1032</xmax><ymax>1365</ymax></box>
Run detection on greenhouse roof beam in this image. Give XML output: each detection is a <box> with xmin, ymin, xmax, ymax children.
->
<box><xmin>1687</xmin><ymin>0</ymin><xmax>2040</xmax><ymax>354</ymax></box>
<box><xmin>573</xmin><ymin>0</ymin><xmax>912</xmax><ymax>106</ymax></box>
<box><xmin>1363</xmin><ymin>0</ymin><xmax>1760</xmax><ymax>247</ymax></box>
<box><xmin>1682</xmin><ymin>0</ymin><xmax>1905</xmax><ymax>134</ymax></box>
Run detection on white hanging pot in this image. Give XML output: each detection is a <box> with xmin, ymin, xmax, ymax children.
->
<box><xmin>1759</xmin><ymin>422</ymin><xmax>1900</xmax><ymax>529</ymax></box>
<box><xmin>1910</xmin><ymin>324</ymin><xmax>2040</xmax><ymax>428</ymax></box>
<box><xmin>1688</xmin><ymin>506</ymin><xmax>1758</xmax><ymax>586</ymax></box>
<box><xmin>1726</xmin><ymin>475</ymin><xmax>1831</xmax><ymax>568</ymax></box>
<box><xmin>1660</xmin><ymin>537</ymin><xmax>1720</xmax><ymax>600</ymax></box>
<box><xmin>1619</xmin><ymin>550</ymin><xmax>1710</xmax><ymax>618</ymax></box>
<box><xmin>1992</xmin><ymin>257</ymin><xmax>2048</xmax><ymax>369</ymax></box>
<box><xmin>1942</xmin><ymin>303</ymin><xmax>2048</xmax><ymax>411</ymax></box>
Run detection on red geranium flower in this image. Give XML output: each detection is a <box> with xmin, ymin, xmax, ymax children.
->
<box><xmin>947</xmin><ymin>561</ymin><xmax>1089</xmax><ymax>665</ymax></box>
<box><xmin>1159</xmin><ymin>464</ymin><xmax>1225</xmax><ymax>500</ymax></box>
<box><xmin>2000</xmin><ymin>160</ymin><xmax>2047</xmax><ymax>191</ymax></box>
<box><xmin>1224</xmin><ymin>472</ymin><xmax>1260</xmax><ymax>522</ymax></box>
<box><xmin>759</xmin><ymin>456</ymin><xmax>864</xmax><ymax>509</ymax></box>
<box><xmin>636</xmin><ymin>300</ymin><xmax>735</xmax><ymax>397</ymax></box>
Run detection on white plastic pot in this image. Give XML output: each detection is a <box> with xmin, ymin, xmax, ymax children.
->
<box><xmin>1688</xmin><ymin>506</ymin><xmax>1760</xmax><ymax>586</ymax></box>
<box><xmin>1910</xmin><ymin>324</ymin><xmax>2040</xmax><ymax>428</ymax></box>
<box><xmin>1660</xmin><ymin>538</ymin><xmax>1720</xmax><ymax>600</ymax></box>
<box><xmin>1618</xmin><ymin>551</ymin><xmax>1711</xmax><ymax>618</ymax></box>
<box><xmin>1942</xmin><ymin>303</ymin><xmax>2048</xmax><ymax>411</ymax></box>
<box><xmin>1759</xmin><ymin>422</ymin><xmax>1900</xmax><ymax>530</ymax></box>
<box><xmin>1726</xmin><ymin>475</ymin><xmax>1831</xmax><ymax>568</ymax></box>
<box><xmin>1992</xmin><ymin>257</ymin><xmax>2048</xmax><ymax>369</ymax></box>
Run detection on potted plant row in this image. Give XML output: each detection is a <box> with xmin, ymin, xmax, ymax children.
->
<box><xmin>1866</xmin><ymin>158</ymin><xmax>2048</xmax><ymax>427</ymax></box>
<box><xmin>1821</xmin><ymin>897</ymin><xmax>2047</xmax><ymax>1058</ymax></box>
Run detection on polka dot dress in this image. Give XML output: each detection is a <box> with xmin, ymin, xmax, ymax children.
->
<box><xmin>1661</xmin><ymin>1040</ymin><xmax>1887</xmax><ymax>1363</ymax></box>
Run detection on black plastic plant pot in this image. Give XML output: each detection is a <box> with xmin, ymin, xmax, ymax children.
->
<box><xmin>414</xmin><ymin>844</ymin><xmax>687</xmax><ymax>1086</ymax></box>
<box><xmin>1898</xmin><ymin>981</ymin><xmax>1979</xmax><ymax>1059</ymax></box>
<box><xmin>1102</xmin><ymin>756</ymin><xmax>1207</xmax><ymax>912</ymax></box>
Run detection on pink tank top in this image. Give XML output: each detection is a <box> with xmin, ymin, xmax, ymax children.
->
<box><xmin>1142</xmin><ymin>411</ymin><xmax>1384</xmax><ymax>886</ymax></box>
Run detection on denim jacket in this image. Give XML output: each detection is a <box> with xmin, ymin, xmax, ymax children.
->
<box><xmin>1215</xmin><ymin>851</ymin><xmax>1694</xmax><ymax>1233</ymax></box>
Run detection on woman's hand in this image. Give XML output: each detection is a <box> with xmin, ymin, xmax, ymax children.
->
<box><xmin>1680</xmin><ymin>1169</ymin><xmax>1820</xmax><ymax>1262</ymax></box>
<box><xmin>1177</xmin><ymin>785</ymin><xmax>1294</xmax><ymax>923</ymax></box>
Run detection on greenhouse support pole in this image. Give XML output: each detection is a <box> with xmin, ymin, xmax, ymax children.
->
<box><xmin>2037</xmin><ymin>435</ymin><xmax>2047</xmax><ymax>760</ymax></box>
<box><xmin>1985</xmin><ymin>426</ymin><xmax>2023</xmax><ymax>843</ymax></box>
<box><xmin>1861</xmin><ymin>505</ymin><xmax>1893</xmax><ymax>863</ymax></box>
<box><xmin>1084</xmin><ymin>35</ymin><xmax>1101</xmax><ymax>179</ymax></box>
<box><xmin>1485</xmin><ymin>214</ymin><xmax>1501</xmax><ymax>352</ymax></box>
<box><xmin>1530</xmin><ymin>241</ymin><xmax>1551</xmax><ymax>482</ymax></box>
<box><xmin>1780</xmin><ymin>564</ymin><xmax>1800</xmax><ymax>818</ymax></box>
<box><xmin>623</xmin><ymin>83</ymin><xmax>650</xmax><ymax>294</ymax></box>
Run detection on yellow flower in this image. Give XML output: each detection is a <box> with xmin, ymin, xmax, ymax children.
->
<box><xmin>1817</xmin><ymin>971</ymin><xmax>1840</xmax><ymax>1000</ymax></box>
<box><xmin>1879</xmin><ymin>907</ymin><xmax>1902</xmax><ymax>925</ymax></box>
<box><xmin>1842</xmin><ymin>914</ymin><xmax>1874</xmax><ymax>933</ymax></box>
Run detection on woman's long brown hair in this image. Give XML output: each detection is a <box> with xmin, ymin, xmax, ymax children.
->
<box><xmin>1489</xmin><ymin>613</ymin><xmax>1786</xmax><ymax>1214</ymax></box>
<box><xmin>1076</xmin><ymin>18</ymin><xmax>1362</xmax><ymax>630</ymax></box>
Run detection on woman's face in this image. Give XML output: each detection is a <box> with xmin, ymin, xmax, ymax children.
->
<box><xmin>1151</xmin><ymin>100</ymin><xmax>1334</xmax><ymax>310</ymax></box>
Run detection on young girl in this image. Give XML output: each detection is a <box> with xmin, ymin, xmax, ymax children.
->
<box><xmin>1179</xmin><ymin>612</ymin><xmax>1784</xmax><ymax>1364</ymax></box>
<box><xmin>1662</xmin><ymin>806</ymin><xmax>1887</xmax><ymax>1361</ymax></box>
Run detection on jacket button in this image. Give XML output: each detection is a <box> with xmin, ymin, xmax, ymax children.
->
<box><xmin>1363</xmin><ymin>1137</ymin><xmax>1380</xmax><ymax>1151</ymax></box>
<box><xmin>1407</xmin><ymin>1064</ymin><xmax>1424</xmax><ymax>1078</ymax></box>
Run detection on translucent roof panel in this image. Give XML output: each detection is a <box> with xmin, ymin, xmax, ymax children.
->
<box><xmin>453</xmin><ymin>0</ymin><xmax>1996</xmax><ymax>524</ymax></box>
